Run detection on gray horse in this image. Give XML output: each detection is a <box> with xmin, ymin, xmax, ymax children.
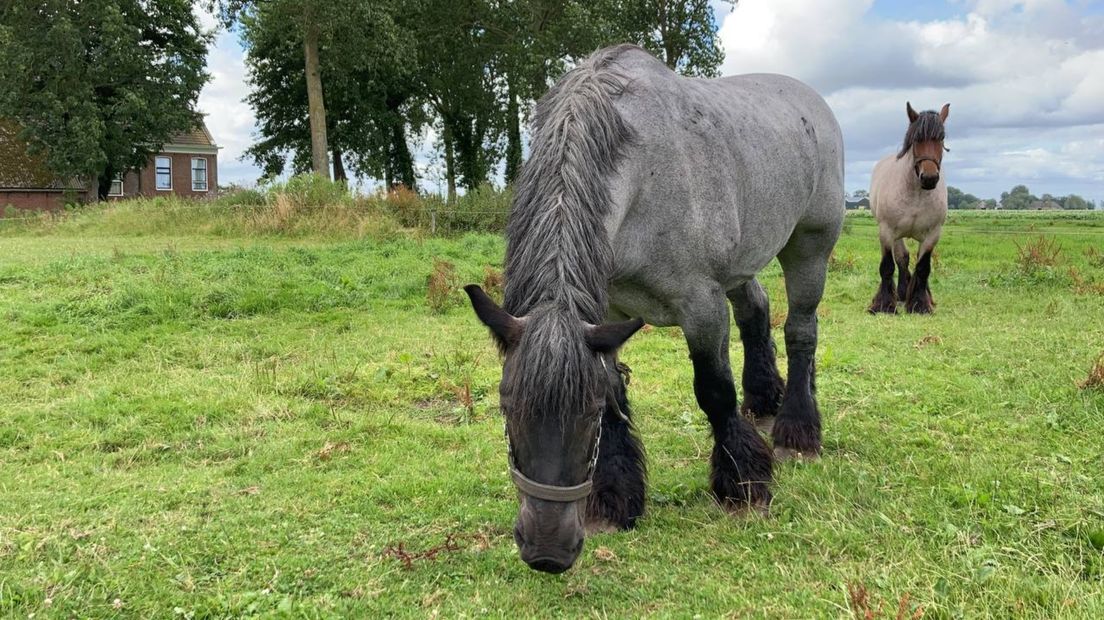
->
<box><xmin>465</xmin><ymin>44</ymin><xmax>844</xmax><ymax>573</ymax></box>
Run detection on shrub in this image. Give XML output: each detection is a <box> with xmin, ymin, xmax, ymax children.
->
<box><xmin>427</xmin><ymin>258</ymin><xmax>460</xmax><ymax>314</ymax></box>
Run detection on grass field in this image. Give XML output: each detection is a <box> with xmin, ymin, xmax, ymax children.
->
<box><xmin>1</xmin><ymin>202</ymin><xmax>1103</xmax><ymax>618</ymax></box>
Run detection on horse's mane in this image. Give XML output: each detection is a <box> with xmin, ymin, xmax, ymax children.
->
<box><xmin>502</xmin><ymin>44</ymin><xmax>636</xmax><ymax>323</ymax></box>
<box><xmin>897</xmin><ymin>111</ymin><xmax>945</xmax><ymax>159</ymax></box>
<box><xmin>498</xmin><ymin>44</ymin><xmax>637</xmax><ymax>424</ymax></box>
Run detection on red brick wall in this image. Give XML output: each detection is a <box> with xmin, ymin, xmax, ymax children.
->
<box><xmin>1</xmin><ymin>189</ymin><xmax>91</xmax><ymax>213</ymax></box>
<box><xmin>114</xmin><ymin>151</ymin><xmax>218</xmax><ymax>199</ymax></box>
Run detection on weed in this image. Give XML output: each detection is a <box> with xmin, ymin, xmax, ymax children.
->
<box><xmin>829</xmin><ymin>249</ymin><xmax>859</xmax><ymax>273</ymax></box>
<box><xmin>427</xmin><ymin>258</ymin><xmax>460</xmax><ymax>313</ymax></box>
<box><xmin>1014</xmin><ymin>235</ymin><xmax>1062</xmax><ymax>274</ymax></box>
<box><xmin>481</xmin><ymin>265</ymin><xmax>504</xmax><ymax>304</ymax></box>
<box><xmin>1079</xmin><ymin>352</ymin><xmax>1104</xmax><ymax>390</ymax></box>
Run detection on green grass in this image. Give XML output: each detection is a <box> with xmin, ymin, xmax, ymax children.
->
<box><xmin>1</xmin><ymin>205</ymin><xmax>1103</xmax><ymax>618</ymax></box>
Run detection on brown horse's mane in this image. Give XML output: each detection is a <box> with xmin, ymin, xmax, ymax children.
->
<box><xmin>897</xmin><ymin>111</ymin><xmax>945</xmax><ymax>159</ymax></box>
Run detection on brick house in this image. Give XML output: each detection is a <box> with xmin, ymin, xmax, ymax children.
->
<box><xmin>0</xmin><ymin>119</ymin><xmax>94</xmax><ymax>212</ymax></box>
<box><xmin>0</xmin><ymin>119</ymin><xmax>219</xmax><ymax>212</ymax></box>
<box><xmin>110</xmin><ymin>121</ymin><xmax>219</xmax><ymax>199</ymax></box>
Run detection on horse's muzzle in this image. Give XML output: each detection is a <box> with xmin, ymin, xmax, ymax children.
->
<box><xmin>514</xmin><ymin>496</ymin><xmax>585</xmax><ymax>573</ymax></box>
<box><xmin>919</xmin><ymin>173</ymin><xmax>939</xmax><ymax>190</ymax></box>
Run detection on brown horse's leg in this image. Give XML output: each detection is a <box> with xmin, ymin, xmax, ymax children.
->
<box><xmin>893</xmin><ymin>239</ymin><xmax>911</xmax><ymax>301</ymax></box>
<box><xmin>906</xmin><ymin>249</ymin><xmax>935</xmax><ymax>314</ymax></box>
<box><xmin>868</xmin><ymin>245</ymin><xmax>898</xmax><ymax>314</ymax></box>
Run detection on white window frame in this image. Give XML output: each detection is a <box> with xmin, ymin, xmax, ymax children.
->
<box><xmin>155</xmin><ymin>156</ymin><xmax>172</xmax><ymax>191</ymax></box>
<box><xmin>108</xmin><ymin>174</ymin><xmax>124</xmax><ymax>197</ymax></box>
<box><xmin>191</xmin><ymin>157</ymin><xmax>208</xmax><ymax>192</ymax></box>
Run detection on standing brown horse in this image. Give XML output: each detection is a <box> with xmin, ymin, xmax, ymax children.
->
<box><xmin>869</xmin><ymin>102</ymin><xmax>950</xmax><ymax>314</ymax></box>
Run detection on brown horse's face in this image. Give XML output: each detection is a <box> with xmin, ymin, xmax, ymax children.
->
<box><xmin>913</xmin><ymin>140</ymin><xmax>944</xmax><ymax>190</ymax></box>
<box><xmin>905</xmin><ymin>102</ymin><xmax>950</xmax><ymax>191</ymax></box>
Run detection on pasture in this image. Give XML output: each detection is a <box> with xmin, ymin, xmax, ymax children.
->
<box><xmin>1</xmin><ymin>202</ymin><xmax>1103</xmax><ymax>617</ymax></box>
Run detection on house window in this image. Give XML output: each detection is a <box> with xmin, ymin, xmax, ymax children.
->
<box><xmin>191</xmin><ymin>157</ymin><xmax>208</xmax><ymax>191</ymax></box>
<box><xmin>155</xmin><ymin>156</ymin><xmax>172</xmax><ymax>190</ymax></box>
<box><xmin>108</xmin><ymin>174</ymin><xmax>124</xmax><ymax>197</ymax></box>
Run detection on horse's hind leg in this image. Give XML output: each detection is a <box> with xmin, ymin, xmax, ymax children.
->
<box><xmin>682</xmin><ymin>291</ymin><xmax>773</xmax><ymax>512</ymax></box>
<box><xmin>585</xmin><ymin>358</ymin><xmax>646</xmax><ymax>534</ymax></box>
<box><xmin>868</xmin><ymin>241</ymin><xmax>898</xmax><ymax>314</ymax></box>
<box><xmin>893</xmin><ymin>239</ymin><xmax>911</xmax><ymax>301</ymax></box>
<box><xmin>774</xmin><ymin>230</ymin><xmax>834</xmax><ymax>459</ymax></box>
<box><xmin>728</xmin><ymin>279</ymin><xmax>784</xmax><ymax>431</ymax></box>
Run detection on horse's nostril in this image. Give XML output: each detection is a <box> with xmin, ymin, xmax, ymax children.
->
<box><xmin>527</xmin><ymin>557</ymin><xmax>572</xmax><ymax>574</ymax></box>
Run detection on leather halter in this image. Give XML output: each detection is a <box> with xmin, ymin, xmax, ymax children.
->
<box><xmin>503</xmin><ymin>359</ymin><xmax>620</xmax><ymax>503</ymax></box>
<box><xmin>913</xmin><ymin>155</ymin><xmax>942</xmax><ymax>174</ymax></box>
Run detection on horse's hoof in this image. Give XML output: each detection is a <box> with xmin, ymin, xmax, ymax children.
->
<box><xmin>754</xmin><ymin>415</ymin><xmax>776</xmax><ymax>435</ymax></box>
<box><xmin>773</xmin><ymin>446</ymin><xmax>820</xmax><ymax>462</ymax></box>
<box><xmin>867</xmin><ymin>302</ymin><xmax>898</xmax><ymax>314</ymax></box>
<box><xmin>722</xmin><ymin>498</ymin><xmax>770</xmax><ymax>518</ymax></box>
<box><xmin>584</xmin><ymin>519</ymin><xmax>622</xmax><ymax>536</ymax></box>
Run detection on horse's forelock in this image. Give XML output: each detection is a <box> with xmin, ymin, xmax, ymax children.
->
<box><xmin>897</xmin><ymin>111</ymin><xmax>945</xmax><ymax>159</ymax></box>
<box><xmin>503</xmin><ymin>309</ymin><xmax>601</xmax><ymax>426</ymax></box>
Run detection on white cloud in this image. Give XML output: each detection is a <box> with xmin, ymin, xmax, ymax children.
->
<box><xmin>718</xmin><ymin>0</ymin><xmax>1104</xmax><ymax>202</ymax></box>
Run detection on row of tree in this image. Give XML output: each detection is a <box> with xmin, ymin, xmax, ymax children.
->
<box><xmin>848</xmin><ymin>186</ymin><xmax>1097</xmax><ymax>210</ymax></box>
<box><xmin>0</xmin><ymin>0</ymin><xmax>733</xmax><ymax>199</ymax></box>
<box><xmin>221</xmin><ymin>0</ymin><xmax>735</xmax><ymax>200</ymax></box>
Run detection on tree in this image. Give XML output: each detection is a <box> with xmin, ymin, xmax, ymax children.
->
<box><xmin>1000</xmin><ymin>184</ymin><xmax>1037</xmax><ymax>210</ymax></box>
<box><xmin>213</xmin><ymin>0</ymin><xmax>345</xmax><ymax>179</ymax></box>
<box><xmin>947</xmin><ymin>185</ymin><xmax>980</xmax><ymax>210</ymax></box>
<box><xmin>610</xmin><ymin>0</ymin><xmax>736</xmax><ymax>77</ymax></box>
<box><xmin>1060</xmin><ymin>194</ymin><xmax>1091</xmax><ymax>210</ymax></box>
<box><xmin>0</xmin><ymin>0</ymin><xmax>210</xmax><ymax>198</ymax></box>
<box><xmin>240</xmin><ymin>1</ymin><xmax>419</xmax><ymax>187</ymax></box>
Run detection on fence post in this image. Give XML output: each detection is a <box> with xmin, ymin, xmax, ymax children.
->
<box><xmin>430</xmin><ymin>208</ymin><xmax>437</xmax><ymax>235</ymax></box>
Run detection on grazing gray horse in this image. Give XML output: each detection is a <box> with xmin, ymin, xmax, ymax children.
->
<box><xmin>869</xmin><ymin>102</ymin><xmax>950</xmax><ymax>314</ymax></box>
<box><xmin>464</xmin><ymin>44</ymin><xmax>844</xmax><ymax>573</ymax></box>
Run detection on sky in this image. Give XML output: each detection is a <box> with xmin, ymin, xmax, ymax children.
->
<box><xmin>196</xmin><ymin>0</ymin><xmax>1104</xmax><ymax>204</ymax></box>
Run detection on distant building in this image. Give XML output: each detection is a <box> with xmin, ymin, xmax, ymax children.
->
<box><xmin>0</xmin><ymin>119</ymin><xmax>219</xmax><ymax>213</ymax></box>
<box><xmin>0</xmin><ymin>119</ymin><xmax>94</xmax><ymax>212</ymax></box>
<box><xmin>845</xmin><ymin>197</ymin><xmax>870</xmax><ymax>210</ymax></box>
<box><xmin>109</xmin><ymin>121</ymin><xmax>219</xmax><ymax>200</ymax></box>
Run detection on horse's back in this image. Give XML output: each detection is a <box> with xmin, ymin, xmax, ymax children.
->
<box><xmin>604</xmin><ymin>46</ymin><xmax>843</xmax><ymax>305</ymax></box>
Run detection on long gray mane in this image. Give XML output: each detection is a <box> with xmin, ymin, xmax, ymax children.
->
<box><xmin>503</xmin><ymin>45</ymin><xmax>635</xmax><ymax>323</ymax></box>
<box><xmin>499</xmin><ymin>45</ymin><xmax>636</xmax><ymax>422</ymax></box>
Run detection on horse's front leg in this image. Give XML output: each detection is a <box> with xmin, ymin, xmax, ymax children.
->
<box><xmin>683</xmin><ymin>291</ymin><xmax>773</xmax><ymax>512</ymax></box>
<box><xmin>585</xmin><ymin>356</ymin><xmax>646</xmax><ymax>534</ymax></box>
<box><xmin>906</xmin><ymin>229</ymin><xmax>940</xmax><ymax>314</ymax></box>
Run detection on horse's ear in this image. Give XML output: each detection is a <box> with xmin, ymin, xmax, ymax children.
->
<box><xmin>464</xmin><ymin>285</ymin><xmax>523</xmax><ymax>349</ymax></box>
<box><xmin>939</xmin><ymin>103</ymin><xmax>950</xmax><ymax>123</ymax></box>
<box><xmin>906</xmin><ymin>102</ymin><xmax>919</xmax><ymax>123</ymax></box>
<box><xmin>585</xmin><ymin>318</ymin><xmax>645</xmax><ymax>353</ymax></box>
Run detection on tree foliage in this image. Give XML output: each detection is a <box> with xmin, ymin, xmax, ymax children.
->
<box><xmin>0</xmin><ymin>0</ymin><xmax>210</xmax><ymax>197</ymax></box>
<box><xmin>236</xmin><ymin>0</ymin><xmax>735</xmax><ymax>193</ymax></box>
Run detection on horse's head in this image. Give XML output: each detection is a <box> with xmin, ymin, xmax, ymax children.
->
<box><xmin>464</xmin><ymin>285</ymin><xmax>642</xmax><ymax>573</ymax></box>
<box><xmin>901</xmin><ymin>102</ymin><xmax>950</xmax><ymax>191</ymax></box>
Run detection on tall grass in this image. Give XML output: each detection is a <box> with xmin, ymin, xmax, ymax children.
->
<box><xmin>0</xmin><ymin>174</ymin><xmax>514</xmax><ymax>240</ymax></box>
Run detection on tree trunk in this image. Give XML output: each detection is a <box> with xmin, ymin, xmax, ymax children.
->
<box><xmin>442</xmin><ymin>120</ymin><xmax>456</xmax><ymax>204</ymax></box>
<box><xmin>390</xmin><ymin>120</ymin><xmax>415</xmax><ymax>191</ymax></box>
<box><xmin>302</xmin><ymin>17</ymin><xmax>330</xmax><ymax>179</ymax></box>
<box><xmin>505</xmin><ymin>82</ymin><xmax>522</xmax><ymax>186</ymax></box>
<box><xmin>332</xmin><ymin>147</ymin><xmax>346</xmax><ymax>182</ymax></box>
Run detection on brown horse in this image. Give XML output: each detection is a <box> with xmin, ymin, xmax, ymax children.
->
<box><xmin>868</xmin><ymin>102</ymin><xmax>950</xmax><ymax>314</ymax></box>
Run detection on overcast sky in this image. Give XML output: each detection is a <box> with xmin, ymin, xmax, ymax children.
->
<box><xmin>197</xmin><ymin>0</ymin><xmax>1104</xmax><ymax>204</ymax></box>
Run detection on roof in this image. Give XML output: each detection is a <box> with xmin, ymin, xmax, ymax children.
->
<box><xmin>165</xmin><ymin>119</ymin><xmax>217</xmax><ymax>148</ymax></box>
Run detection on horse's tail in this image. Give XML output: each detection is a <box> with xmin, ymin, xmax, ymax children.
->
<box><xmin>504</xmin><ymin>45</ymin><xmax>636</xmax><ymax>321</ymax></box>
